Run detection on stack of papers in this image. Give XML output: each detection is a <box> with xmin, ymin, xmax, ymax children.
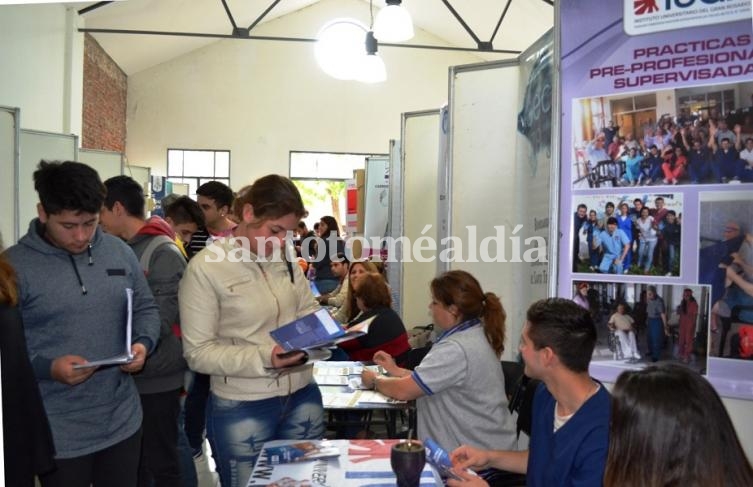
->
<box><xmin>73</xmin><ymin>288</ymin><xmax>135</xmax><ymax>369</ymax></box>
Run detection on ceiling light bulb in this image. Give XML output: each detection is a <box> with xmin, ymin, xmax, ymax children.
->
<box><xmin>358</xmin><ymin>53</ymin><xmax>387</xmax><ymax>83</ymax></box>
<box><xmin>315</xmin><ymin>19</ymin><xmax>369</xmax><ymax>80</ymax></box>
<box><xmin>373</xmin><ymin>0</ymin><xmax>414</xmax><ymax>43</ymax></box>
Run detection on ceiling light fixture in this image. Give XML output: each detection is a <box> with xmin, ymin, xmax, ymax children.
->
<box><xmin>315</xmin><ymin>19</ymin><xmax>368</xmax><ymax>81</ymax></box>
<box><xmin>358</xmin><ymin>31</ymin><xmax>387</xmax><ymax>83</ymax></box>
<box><xmin>373</xmin><ymin>0</ymin><xmax>414</xmax><ymax>43</ymax></box>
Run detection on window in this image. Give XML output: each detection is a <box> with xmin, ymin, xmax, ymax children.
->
<box><xmin>167</xmin><ymin>149</ymin><xmax>230</xmax><ymax>197</ymax></box>
<box><xmin>289</xmin><ymin>151</ymin><xmax>383</xmax><ymax>230</ymax></box>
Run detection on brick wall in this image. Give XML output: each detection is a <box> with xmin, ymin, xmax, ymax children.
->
<box><xmin>82</xmin><ymin>34</ymin><xmax>126</xmax><ymax>152</ymax></box>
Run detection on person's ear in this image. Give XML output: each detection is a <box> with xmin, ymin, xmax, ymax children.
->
<box><xmin>448</xmin><ymin>304</ymin><xmax>460</xmax><ymax>318</ymax></box>
<box><xmin>242</xmin><ymin>203</ymin><xmax>255</xmax><ymax>223</ymax></box>
<box><xmin>37</xmin><ymin>203</ymin><xmax>48</xmax><ymax>223</ymax></box>
<box><xmin>219</xmin><ymin>205</ymin><xmax>230</xmax><ymax>218</ymax></box>
<box><xmin>542</xmin><ymin>347</ymin><xmax>556</xmax><ymax>367</ymax></box>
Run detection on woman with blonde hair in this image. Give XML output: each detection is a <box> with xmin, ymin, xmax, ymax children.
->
<box><xmin>361</xmin><ymin>270</ymin><xmax>519</xmax><ymax>456</ymax></box>
<box><xmin>332</xmin><ymin>259</ymin><xmax>379</xmax><ymax>323</ymax></box>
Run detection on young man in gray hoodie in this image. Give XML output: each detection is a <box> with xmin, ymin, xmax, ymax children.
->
<box><xmin>4</xmin><ymin>161</ymin><xmax>160</xmax><ymax>487</ymax></box>
<box><xmin>101</xmin><ymin>175</ymin><xmax>190</xmax><ymax>486</ymax></box>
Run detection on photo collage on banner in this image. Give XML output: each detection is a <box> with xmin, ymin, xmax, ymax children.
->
<box><xmin>558</xmin><ymin>0</ymin><xmax>753</xmax><ymax>396</ymax></box>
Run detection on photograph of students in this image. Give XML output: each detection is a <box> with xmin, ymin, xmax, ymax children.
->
<box><xmin>572</xmin><ymin>193</ymin><xmax>682</xmax><ymax>276</ymax></box>
<box><xmin>571</xmin><ymin>81</ymin><xmax>753</xmax><ymax>189</ymax></box>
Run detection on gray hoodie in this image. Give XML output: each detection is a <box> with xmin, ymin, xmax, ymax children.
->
<box><xmin>4</xmin><ymin>219</ymin><xmax>160</xmax><ymax>459</ymax></box>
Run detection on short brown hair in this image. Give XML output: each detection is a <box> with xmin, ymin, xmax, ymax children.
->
<box><xmin>353</xmin><ymin>272</ymin><xmax>391</xmax><ymax>309</ymax></box>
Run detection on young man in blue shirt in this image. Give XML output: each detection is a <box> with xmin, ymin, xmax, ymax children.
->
<box><xmin>449</xmin><ymin>298</ymin><xmax>610</xmax><ymax>487</ymax></box>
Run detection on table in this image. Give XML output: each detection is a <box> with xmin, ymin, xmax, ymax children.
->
<box><xmin>313</xmin><ymin>361</ymin><xmax>415</xmax><ymax>437</ymax></box>
<box><xmin>246</xmin><ymin>439</ymin><xmax>441</xmax><ymax>487</ymax></box>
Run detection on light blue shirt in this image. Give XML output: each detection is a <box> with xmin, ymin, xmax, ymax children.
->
<box><xmin>599</xmin><ymin>228</ymin><xmax>630</xmax><ymax>257</ymax></box>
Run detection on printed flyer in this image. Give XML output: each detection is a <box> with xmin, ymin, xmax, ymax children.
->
<box><xmin>246</xmin><ymin>439</ymin><xmax>440</xmax><ymax>487</ymax></box>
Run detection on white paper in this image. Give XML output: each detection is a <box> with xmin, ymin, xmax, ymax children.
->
<box><xmin>73</xmin><ymin>288</ymin><xmax>134</xmax><ymax>369</ymax></box>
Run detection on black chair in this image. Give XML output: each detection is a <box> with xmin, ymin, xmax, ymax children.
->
<box><xmin>501</xmin><ymin>359</ymin><xmax>541</xmax><ymax>438</ymax></box>
<box><xmin>500</xmin><ymin>361</ymin><xmax>524</xmax><ymax>400</ymax></box>
<box><xmin>395</xmin><ymin>343</ymin><xmax>432</xmax><ymax>370</ymax></box>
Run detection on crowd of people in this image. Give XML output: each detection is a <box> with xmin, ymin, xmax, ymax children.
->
<box><xmin>573</xmin><ymin>196</ymin><xmax>681</xmax><ymax>276</ymax></box>
<box><xmin>573</xmin><ymin>283</ymin><xmax>701</xmax><ymax>366</ymax></box>
<box><xmin>580</xmin><ymin>112</ymin><xmax>753</xmax><ymax>186</ymax></box>
<box><xmin>1</xmin><ymin>160</ymin><xmax>751</xmax><ymax>486</ymax></box>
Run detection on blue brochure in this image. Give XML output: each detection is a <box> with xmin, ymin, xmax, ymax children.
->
<box><xmin>269</xmin><ymin>309</ymin><xmax>374</xmax><ymax>352</ymax></box>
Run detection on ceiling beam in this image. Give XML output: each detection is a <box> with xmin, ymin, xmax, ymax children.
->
<box><xmin>219</xmin><ymin>0</ymin><xmax>238</xmax><ymax>31</ymax></box>
<box><xmin>78</xmin><ymin>27</ymin><xmax>522</xmax><ymax>55</ymax></box>
<box><xmin>77</xmin><ymin>2</ymin><xmax>114</xmax><ymax>16</ymax></box>
<box><xmin>440</xmin><ymin>0</ymin><xmax>482</xmax><ymax>46</ymax></box>
<box><xmin>247</xmin><ymin>0</ymin><xmax>283</xmax><ymax>32</ymax></box>
<box><xmin>489</xmin><ymin>0</ymin><xmax>513</xmax><ymax>45</ymax></box>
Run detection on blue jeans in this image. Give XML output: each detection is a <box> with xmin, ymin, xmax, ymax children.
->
<box><xmin>667</xmin><ymin>243</ymin><xmax>678</xmax><ymax>274</ymax></box>
<box><xmin>184</xmin><ymin>372</ymin><xmax>211</xmax><ymax>454</ymax></box>
<box><xmin>648</xmin><ymin>317</ymin><xmax>664</xmax><ymax>362</ymax></box>
<box><xmin>207</xmin><ymin>382</ymin><xmax>325</xmax><ymax>487</ymax></box>
<box><xmin>638</xmin><ymin>239</ymin><xmax>657</xmax><ymax>272</ymax></box>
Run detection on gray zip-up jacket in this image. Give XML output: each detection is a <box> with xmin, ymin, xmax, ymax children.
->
<box><xmin>4</xmin><ymin>220</ymin><xmax>160</xmax><ymax>458</ymax></box>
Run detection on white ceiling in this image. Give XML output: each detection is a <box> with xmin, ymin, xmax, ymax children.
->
<box><xmin>77</xmin><ymin>0</ymin><xmax>554</xmax><ymax>75</ymax></box>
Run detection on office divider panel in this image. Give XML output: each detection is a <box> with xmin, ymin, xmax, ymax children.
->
<box><xmin>79</xmin><ymin>148</ymin><xmax>124</xmax><ymax>182</ymax></box>
<box><xmin>448</xmin><ymin>60</ymin><xmax>521</xmax><ymax>360</ymax></box>
<box><xmin>18</xmin><ymin>129</ymin><xmax>77</xmax><ymax>237</ymax></box>
<box><xmin>125</xmin><ymin>165</ymin><xmax>151</xmax><ymax>193</ymax></box>
<box><xmin>0</xmin><ymin>107</ymin><xmax>19</xmax><ymax>245</ymax></box>
<box><xmin>401</xmin><ymin>110</ymin><xmax>441</xmax><ymax>327</ymax></box>
<box><xmin>386</xmin><ymin>140</ymin><xmax>403</xmax><ymax>318</ymax></box>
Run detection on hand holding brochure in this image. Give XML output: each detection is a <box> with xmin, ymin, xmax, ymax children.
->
<box><xmin>424</xmin><ymin>437</ymin><xmax>477</xmax><ymax>481</ymax></box>
<box><xmin>269</xmin><ymin>309</ymin><xmax>375</xmax><ymax>352</ymax></box>
<box><xmin>73</xmin><ymin>288</ymin><xmax>135</xmax><ymax>369</ymax></box>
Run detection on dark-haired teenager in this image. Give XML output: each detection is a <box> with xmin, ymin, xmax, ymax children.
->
<box><xmin>5</xmin><ymin>161</ymin><xmax>160</xmax><ymax>487</ymax></box>
<box><xmin>449</xmin><ymin>298</ymin><xmax>609</xmax><ymax>487</ymax></box>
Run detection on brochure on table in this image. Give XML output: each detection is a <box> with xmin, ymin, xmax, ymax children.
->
<box><xmin>313</xmin><ymin>361</ymin><xmax>404</xmax><ymax>407</ymax></box>
<box><xmin>246</xmin><ymin>439</ymin><xmax>441</xmax><ymax>486</ymax></box>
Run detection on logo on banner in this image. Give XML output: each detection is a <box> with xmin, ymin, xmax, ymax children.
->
<box><xmin>624</xmin><ymin>0</ymin><xmax>750</xmax><ymax>35</ymax></box>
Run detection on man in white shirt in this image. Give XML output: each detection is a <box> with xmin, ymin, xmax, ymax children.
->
<box><xmin>316</xmin><ymin>252</ymin><xmax>349</xmax><ymax>308</ymax></box>
<box><xmin>736</xmin><ymin>134</ymin><xmax>753</xmax><ymax>182</ymax></box>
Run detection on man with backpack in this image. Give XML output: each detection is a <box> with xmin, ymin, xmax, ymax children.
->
<box><xmin>101</xmin><ymin>175</ymin><xmax>188</xmax><ymax>486</ymax></box>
